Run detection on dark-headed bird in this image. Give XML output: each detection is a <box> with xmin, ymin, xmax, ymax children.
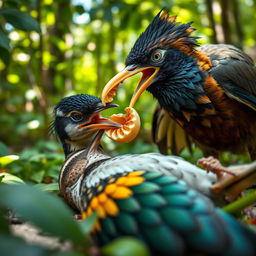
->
<box><xmin>101</xmin><ymin>10</ymin><xmax>256</xmax><ymax>159</ymax></box>
<box><xmin>54</xmin><ymin>94</ymin><xmax>256</xmax><ymax>256</ymax></box>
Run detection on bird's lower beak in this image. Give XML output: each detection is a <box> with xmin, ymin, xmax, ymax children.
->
<box><xmin>78</xmin><ymin>102</ymin><xmax>121</xmax><ymax>131</ymax></box>
<box><xmin>101</xmin><ymin>65</ymin><xmax>160</xmax><ymax>107</ymax></box>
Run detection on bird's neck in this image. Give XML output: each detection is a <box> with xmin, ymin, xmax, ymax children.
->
<box><xmin>62</xmin><ymin>140</ymin><xmax>93</xmax><ymax>158</ymax></box>
<box><xmin>59</xmin><ymin>144</ymin><xmax>110</xmax><ymax>210</ymax></box>
<box><xmin>149</xmin><ymin>55</ymin><xmax>215</xmax><ymax>122</ymax></box>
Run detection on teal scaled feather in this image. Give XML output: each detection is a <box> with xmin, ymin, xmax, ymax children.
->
<box><xmin>93</xmin><ymin>172</ymin><xmax>256</xmax><ymax>256</ymax></box>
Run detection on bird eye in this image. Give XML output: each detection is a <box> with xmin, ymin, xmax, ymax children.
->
<box><xmin>70</xmin><ymin>111</ymin><xmax>83</xmax><ymax>122</ymax></box>
<box><xmin>151</xmin><ymin>50</ymin><xmax>164</xmax><ymax>63</ymax></box>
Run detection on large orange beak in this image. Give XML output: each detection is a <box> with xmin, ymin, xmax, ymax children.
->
<box><xmin>101</xmin><ymin>65</ymin><xmax>160</xmax><ymax>108</ymax></box>
<box><xmin>78</xmin><ymin>102</ymin><xmax>121</xmax><ymax>130</ymax></box>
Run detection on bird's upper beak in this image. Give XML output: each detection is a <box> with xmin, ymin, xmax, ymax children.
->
<box><xmin>101</xmin><ymin>65</ymin><xmax>160</xmax><ymax>107</ymax></box>
<box><xmin>78</xmin><ymin>102</ymin><xmax>121</xmax><ymax>131</ymax></box>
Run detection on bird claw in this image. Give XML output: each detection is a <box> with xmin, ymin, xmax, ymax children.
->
<box><xmin>197</xmin><ymin>156</ymin><xmax>236</xmax><ymax>178</ymax></box>
<box><xmin>198</xmin><ymin>157</ymin><xmax>256</xmax><ymax>201</ymax></box>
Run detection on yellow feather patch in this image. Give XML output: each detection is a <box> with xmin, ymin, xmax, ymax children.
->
<box><xmin>115</xmin><ymin>176</ymin><xmax>127</xmax><ymax>185</ymax></box>
<box><xmin>111</xmin><ymin>186</ymin><xmax>133</xmax><ymax>199</ymax></box>
<box><xmin>124</xmin><ymin>176</ymin><xmax>145</xmax><ymax>186</ymax></box>
<box><xmin>90</xmin><ymin>197</ymin><xmax>99</xmax><ymax>210</ymax></box>
<box><xmin>83</xmin><ymin>171</ymin><xmax>145</xmax><ymax>225</ymax></box>
<box><xmin>104</xmin><ymin>198</ymin><xmax>119</xmax><ymax>216</ymax></box>
<box><xmin>87</xmin><ymin>206</ymin><xmax>93</xmax><ymax>217</ymax></box>
<box><xmin>98</xmin><ymin>193</ymin><xmax>107</xmax><ymax>204</ymax></box>
<box><xmin>128</xmin><ymin>171</ymin><xmax>145</xmax><ymax>177</ymax></box>
<box><xmin>97</xmin><ymin>204</ymin><xmax>106</xmax><ymax>218</ymax></box>
<box><xmin>105</xmin><ymin>183</ymin><xmax>117</xmax><ymax>195</ymax></box>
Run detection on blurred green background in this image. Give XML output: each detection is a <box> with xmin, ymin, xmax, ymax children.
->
<box><xmin>0</xmin><ymin>0</ymin><xmax>255</xmax><ymax>184</ymax></box>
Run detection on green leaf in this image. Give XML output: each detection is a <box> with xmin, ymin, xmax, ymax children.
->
<box><xmin>79</xmin><ymin>213</ymin><xmax>98</xmax><ymax>234</ymax></box>
<box><xmin>0</xmin><ymin>155</ymin><xmax>19</xmax><ymax>167</ymax></box>
<box><xmin>0</xmin><ymin>46</ymin><xmax>10</xmax><ymax>65</ymax></box>
<box><xmin>0</xmin><ymin>234</ymin><xmax>49</xmax><ymax>256</ymax></box>
<box><xmin>0</xmin><ymin>173</ymin><xmax>24</xmax><ymax>184</ymax></box>
<box><xmin>53</xmin><ymin>252</ymin><xmax>83</xmax><ymax>256</ymax></box>
<box><xmin>30</xmin><ymin>170</ymin><xmax>45</xmax><ymax>183</ymax></box>
<box><xmin>0</xmin><ymin>142</ymin><xmax>9</xmax><ymax>156</ymax></box>
<box><xmin>0</xmin><ymin>28</ymin><xmax>10</xmax><ymax>50</ymax></box>
<box><xmin>0</xmin><ymin>8</ymin><xmax>41</xmax><ymax>32</ymax></box>
<box><xmin>34</xmin><ymin>182</ymin><xmax>59</xmax><ymax>192</ymax></box>
<box><xmin>0</xmin><ymin>184</ymin><xmax>87</xmax><ymax>246</ymax></box>
<box><xmin>0</xmin><ymin>209</ymin><xmax>9</xmax><ymax>234</ymax></box>
<box><xmin>101</xmin><ymin>237</ymin><xmax>149</xmax><ymax>256</ymax></box>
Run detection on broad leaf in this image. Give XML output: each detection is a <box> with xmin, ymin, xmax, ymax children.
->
<box><xmin>0</xmin><ymin>173</ymin><xmax>24</xmax><ymax>184</ymax></box>
<box><xmin>0</xmin><ymin>234</ymin><xmax>49</xmax><ymax>256</ymax></box>
<box><xmin>101</xmin><ymin>237</ymin><xmax>149</xmax><ymax>256</ymax></box>
<box><xmin>0</xmin><ymin>209</ymin><xmax>9</xmax><ymax>234</ymax></box>
<box><xmin>0</xmin><ymin>8</ymin><xmax>41</xmax><ymax>32</ymax></box>
<box><xmin>79</xmin><ymin>213</ymin><xmax>98</xmax><ymax>234</ymax></box>
<box><xmin>0</xmin><ymin>142</ymin><xmax>9</xmax><ymax>156</ymax></box>
<box><xmin>0</xmin><ymin>46</ymin><xmax>10</xmax><ymax>65</ymax></box>
<box><xmin>0</xmin><ymin>28</ymin><xmax>10</xmax><ymax>50</ymax></box>
<box><xmin>34</xmin><ymin>182</ymin><xmax>59</xmax><ymax>192</ymax></box>
<box><xmin>0</xmin><ymin>155</ymin><xmax>19</xmax><ymax>167</ymax></box>
<box><xmin>0</xmin><ymin>184</ymin><xmax>87</xmax><ymax>245</ymax></box>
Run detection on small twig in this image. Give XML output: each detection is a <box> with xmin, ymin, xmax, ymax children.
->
<box><xmin>222</xmin><ymin>190</ymin><xmax>256</xmax><ymax>215</ymax></box>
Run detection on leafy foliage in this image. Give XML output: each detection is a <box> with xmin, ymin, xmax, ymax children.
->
<box><xmin>0</xmin><ymin>183</ymin><xmax>149</xmax><ymax>255</ymax></box>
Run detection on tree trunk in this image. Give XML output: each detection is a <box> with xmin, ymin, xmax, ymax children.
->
<box><xmin>232</xmin><ymin>0</ymin><xmax>244</xmax><ymax>49</ymax></box>
<box><xmin>205</xmin><ymin>0</ymin><xmax>218</xmax><ymax>43</ymax></box>
<box><xmin>36</xmin><ymin>0</ymin><xmax>49</xmax><ymax>138</ymax></box>
<box><xmin>220</xmin><ymin>0</ymin><xmax>232</xmax><ymax>44</ymax></box>
<box><xmin>47</xmin><ymin>0</ymin><xmax>71</xmax><ymax>94</ymax></box>
<box><xmin>108</xmin><ymin>10</ymin><xmax>117</xmax><ymax>79</ymax></box>
<box><xmin>95</xmin><ymin>33</ymin><xmax>102</xmax><ymax>94</ymax></box>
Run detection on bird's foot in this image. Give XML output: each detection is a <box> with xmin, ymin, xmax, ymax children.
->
<box><xmin>198</xmin><ymin>157</ymin><xmax>256</xmax><ymax>201</ymax></box>
<box><xmin>197</xmin><ymin>156</ymin><xmax>236</xmax><ymax>178</ymax></box>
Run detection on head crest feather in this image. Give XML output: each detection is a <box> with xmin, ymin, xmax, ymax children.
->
<box><xmin>126</xmin><ymin>10</ymin><xmax>199</xmax><ymax>65</ymax></box>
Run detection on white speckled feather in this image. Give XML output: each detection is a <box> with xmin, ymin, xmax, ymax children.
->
<box><xmin>84</xmin><ymin>153</ymin><xmax>216</xmax><ymax>198</ymax></box>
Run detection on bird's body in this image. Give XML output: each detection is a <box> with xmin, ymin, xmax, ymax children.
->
<box><xmin>61</xmin><ymin>149</ymin><xmax>256</xmax><ymax>256</ymax></box>
<box><xmin>54</xmin><ymin>94</ymin><xmax>256</xmax><ymax>256</ymax></box>
<box><xmin>152</xmin><ymin>43</ymin><xmax>256</xmax><ymax>157</ymax></box>
<box><xmin>101</xmin><ymin>12</ymin><xmax>256</xmax><ymax>159</ymax></box>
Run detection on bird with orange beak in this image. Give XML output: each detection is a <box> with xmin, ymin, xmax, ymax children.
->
<box><xmin>101</xmin><ymin>10</ymin><xmax>256</xmax><ymax>159</ymax></box>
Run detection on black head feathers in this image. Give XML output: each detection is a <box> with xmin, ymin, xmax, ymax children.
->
<box><xmin>54</xmin><ymin>94</ymin><xmax>101</xmax><ymax>116</ymax></box>
<box><xmin>126</xmin><ymin>10</ymin><xmax>199</xmax><ymax>66</ymax></box>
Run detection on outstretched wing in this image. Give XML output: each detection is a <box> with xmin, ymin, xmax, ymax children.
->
<box><xmin>152</xmin><ymin>103</ymin><xmax>192</xmax><ymax>155</ymax></box>
<box><xmin>200</xmin><ymin>44</ymin><xmax>256</xmax><ymax>111</ymax></box>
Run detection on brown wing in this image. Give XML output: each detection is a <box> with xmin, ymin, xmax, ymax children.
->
<box><xmin>152</xmin><ymin>103</ymin><xmax>192</xmax><ymax>155</ymax></box>
<box><xmin>199</xmin><ymin>44</ymin><xmax>256</xmax><ymax>110</ymax></box>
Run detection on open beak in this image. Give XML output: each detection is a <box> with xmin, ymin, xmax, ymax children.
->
<box><xmin>101</xmin><ymin>65</ymin><xmax>160</xmax><ymax>108</ymax></box>
<box><xmin>78</xmin><ymin>102</ymin><xmax>121</xmax><ymax>130</ymax></box>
